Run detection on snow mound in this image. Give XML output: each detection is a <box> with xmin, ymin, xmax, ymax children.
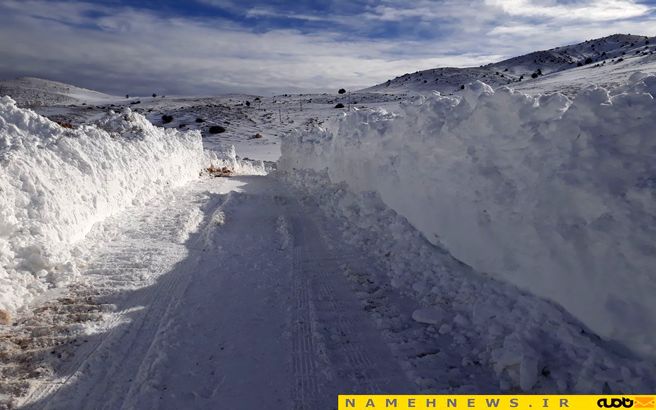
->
<box><xmin>280</xmin><ymin>75</ymin><xmax>656</xmax><ymax>358</ymax></box>
<box><xmin>0</xmin><ymin>97</ymin><xmax>204</xmax><ymax>314</ymax></box>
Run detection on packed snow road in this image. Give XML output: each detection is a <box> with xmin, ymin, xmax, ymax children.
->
<box><xmin>4</xmin><ymin>167</ymin><xmax>655</xmax><ymax>410</ymax></box>
<box><xmin>12</xmin><ymin>175</ymin><xmax>415</xmax><ymax>409</ymax></box>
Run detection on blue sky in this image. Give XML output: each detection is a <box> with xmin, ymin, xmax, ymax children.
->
<box><xmin>0</xmin><ymin>0</ymin><xmax>655</xmax><ymax>95</ymax></box>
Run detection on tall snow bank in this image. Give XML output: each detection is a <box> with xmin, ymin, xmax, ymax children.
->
<box><xmin>0</xmin><ymin>97</ymin><xmax>204</xmax><ymax>313</ymax></box>
<box><xmin>279</xmin><ymin>75</ymin><xmax>656</xmax><ymax>358</ymax></box>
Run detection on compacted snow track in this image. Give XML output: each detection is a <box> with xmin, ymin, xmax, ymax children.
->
<box><xmin>288</xmin><ymin>204</ymin><xmax>416</xmax><ymax>409</ymax></box>
<box><xmin>13</xmin><ymin>175</ymin><xmax>416</xmax><ymax>409</ymax></box>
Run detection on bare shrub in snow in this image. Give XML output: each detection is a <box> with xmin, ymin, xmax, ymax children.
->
<box><xmin>54</xmin><ymin>120</ymin><xmax>75</xmax><ymax>129</ymax></box>
<box><xmin>0</xmin><ymin>309</ymin><xmax>11</xmax><ymax>325</ymax></box>
<box><xmin>208</xmin><ymin>125</ymin><xmax>226</xmax><ymax>134</ymax></box>
<box><xmin>205</xmin><ymin>165</ymin><xmax>233</xmax><ymax>177</ymax></box>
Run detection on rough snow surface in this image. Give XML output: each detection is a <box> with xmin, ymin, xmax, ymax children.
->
<box><xmin>0</xmin><ymin>97</ymin><xmax>205</xmax><ymax>314</ymax></box>
<box><xmin>279</xmin><ymin>74</ymin><xmax>656</xmax><ymax>359</ymax></box>
<box><xmin>278</xmin><ymin>169</ymin><xmax>655</xmax><ymax>393</ymax></box>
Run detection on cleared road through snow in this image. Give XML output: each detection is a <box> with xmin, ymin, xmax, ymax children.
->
<box><xmin>18</xmin><ymin>175</ymin><xmax>414</xmax><ymax>409</ymax></box>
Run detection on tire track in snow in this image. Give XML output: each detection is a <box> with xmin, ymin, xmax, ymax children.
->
<box><xmin>290</xmin><ymin>244</ymin><xmax>321</xmax><ymax>410</ymax></box>
<box><xmin>17</xmin><ymin>176</ymin><xmax>418</xmax><ymax>410</ymax></box>
<box><xmin>119</xmin><ymin>193</ymin><xmax>234</xmax><ymax>409</ymax></box>
<box><xmin>288</xmin><ymin>201</ymin><xmax>415</xmax><ymax>408</ymax></box>
<box><xmin>20</xmin><ymin>180</ymin><xmax>233</xmax><ymax>410</ymax></box>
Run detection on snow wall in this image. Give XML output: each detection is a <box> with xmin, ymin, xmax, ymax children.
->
<box><xmin>0</xmin><ymin>97</ymin><xmax>204</xmax><ymax>314</ymax></box>
<box><xmin>279</xmin><ymin>74</ymin><xmax>656</xmax><ymax>358</ymax></box>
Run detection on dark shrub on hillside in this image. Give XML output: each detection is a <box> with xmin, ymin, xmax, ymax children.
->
<box><xmin>338</xmin><ymin>88</ymin><xmax>346</xmax><ymax>94</ymax></box>
<box><xmin>334</xmin><ymin>103</ymin><xmax>345</xmax><ymax>108</ymax></box>
<box><xmin>162</xmin><ymin>114</ymin><xmax>173</xmax><ymax>124</ymax></box>
<box><xmin>585</xmin><ymin>57</ymin><xmax>593</xmax><ymax>64</ymax></box>
<box><xmin>195</xmin><ymin>118</ymin><xmax>205</xmax><ymax>123</ymax></box>
<box><xmin>208</xmin><ymin>125</ymin><xmax>226</xmax><ymax>134</ymax></box>
<box><xmin>55</xmin><ymin>120</ymin><xmax>75</xmax><ymax>129</ymax></box>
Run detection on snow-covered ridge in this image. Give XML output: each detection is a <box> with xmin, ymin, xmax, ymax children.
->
<box><xmin>0</xmin><ymin>77</ymin><xmax>115</xmax><ymax>107</ymax></box>
<box><xmin>365</xmin><ymin>34</ymin><xmax>656</xmax><ymax>95</ymax></box>
<box><xmin>280</xmin><ymin>73</ymin><xmax>656</xmax><ymax>358</ymax></box>
<box><xmin>0</xmin><ymin>97</ymin><xmax>205</xmax><ymax>314</ymax></box>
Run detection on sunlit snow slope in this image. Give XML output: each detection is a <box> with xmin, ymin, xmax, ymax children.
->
<box><xmin>281</xmin><ymin>74</ymin><xmax>656</xmax><ymax>359</ymax></box>
<box><xmin>0</xmin><ymin>98</ymin><xmax>205</xmax><ymax>314</ymax></box>
<box><xmin>0</xmin><ymin>77</ymin><xmax>116</xmax><ymax>107</ymax></box>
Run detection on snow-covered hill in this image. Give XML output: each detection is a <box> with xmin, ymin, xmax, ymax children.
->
<box><xmin>0</xmin><ymin>77</ymin><xmax>116</xmax><ymax>107</ymax></box>
<box><xmin>365</xmin><ymin>34</ymin><xmax>656</xmax><ymax>95</ymax></box>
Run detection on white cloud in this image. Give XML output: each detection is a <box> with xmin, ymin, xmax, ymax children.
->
<box><xmin>486</xmin><ymin>0</ymin><xmax>651</xmax><ymax>21</ymax></box>
<box><xmin>0</xmin><ymin>1</ymin><xmax>498</xmax><ymax>95</ymax></box>
<box><xmin>245</xmin><ymin>8</ymin><xmax>338</xmax><ymax>22</ymax></box>
<box><xmin>0</xmin><ymin>0</ymin><xmax>654</xmax><ymax>95</ymax></box>
<box><xmin>363</xmin><ymin>0</ymin><xmax>494</xmax><ymax>23</ymax></box>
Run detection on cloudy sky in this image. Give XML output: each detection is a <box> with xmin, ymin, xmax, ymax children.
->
<box><xmin>0</xmin><ymin>0</ymin><xmax>655</xmax><ymax>95</ymax></box>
